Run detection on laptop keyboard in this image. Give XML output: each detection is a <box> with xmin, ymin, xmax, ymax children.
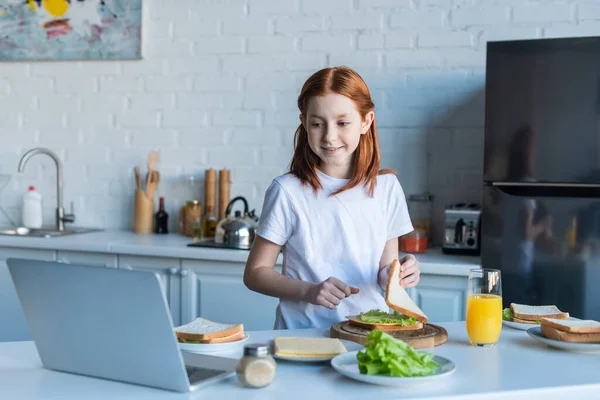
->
<box><xmin>186</xmin><ymin>366</ymin><xmax>228</xmax><ymax>385</ymax></box>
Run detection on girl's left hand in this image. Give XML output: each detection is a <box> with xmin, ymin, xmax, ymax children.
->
<box><xmin>399</xmin><ymin>254</ymin><xmax>420</xmax><ymax>288</ymax></box>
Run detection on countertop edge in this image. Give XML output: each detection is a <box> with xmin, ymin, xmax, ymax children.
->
<box><xmin>0</xmin><ymin>231</ymin><xmax>481</xmax><ymax>272</ymax></box>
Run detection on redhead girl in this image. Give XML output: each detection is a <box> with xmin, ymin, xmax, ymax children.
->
<box><xmin>243</xmin><ymin>66</ymin><xmax>421</xmax><ymax>330</ymax></box>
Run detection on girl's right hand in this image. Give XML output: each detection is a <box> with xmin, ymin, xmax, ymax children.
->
<box><xmin>305</xmin><ymin>277</ymin><xmax>360</xmax><ymax>309</ymax></box>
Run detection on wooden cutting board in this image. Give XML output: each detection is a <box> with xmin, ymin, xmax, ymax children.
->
<box><xmin>330</xmin><ymin>321</ymin><xmax>448</xmax><ymax>349</ymax></box>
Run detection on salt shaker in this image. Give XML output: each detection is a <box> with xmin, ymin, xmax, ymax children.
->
<box><xmin>236</xmin><ymin>344</ymin><xmax>276</xmax><ymax>388</ymax></box>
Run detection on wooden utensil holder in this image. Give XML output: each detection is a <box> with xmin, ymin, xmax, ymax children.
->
<box><xmin>134</xmin><ymin>189</ymin><xmax>154</xmax><ymax>234</ymax></box>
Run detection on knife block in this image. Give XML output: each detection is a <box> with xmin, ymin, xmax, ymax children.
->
<box><xmin>134</xmin><ymin>189</ymin><xmax>154</xmax><ymax>234</ymax></box>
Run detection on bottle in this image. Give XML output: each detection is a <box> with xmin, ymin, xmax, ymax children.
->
<box><xmin>202</xmin><ymin>204</ymin><xmax>218</xmax><ymax>238</ymax></box>
<box><xmin>22</xmin><ymin>185</ymin><xmax>42</xmax><ymax>229</ymax></box>
<box><xmin>154</xmin><ymin>197</ymin><xmax>169</xmax><ymax>234</ymax></box>
<box><xmin>236</xmin><ymin>344</ymin><xmax>276</xmax><ymax>388</ymax></box>
<box><xmin>192</xmin><ymin>216</ymin><xmax>202</xmax><ymax>241</ymax></box>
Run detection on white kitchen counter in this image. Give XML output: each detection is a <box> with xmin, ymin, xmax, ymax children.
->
<box><xmin>0</xmin><ymin>230</ymin><xmax>480</xmax><ymax>273</ymax></box>
<box><xmin>0</xmin><ymin>322</ymin><xmax>598</xmax><ymax>400</ymax></box>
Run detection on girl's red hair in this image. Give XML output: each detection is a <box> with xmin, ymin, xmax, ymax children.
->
<box><xmin>289</xmin><ymin>66</ymin><xmax>394</xmax><ymax>196</ymax></box>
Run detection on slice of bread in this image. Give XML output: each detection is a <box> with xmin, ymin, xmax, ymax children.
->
<box><xmin>541</xmin><ymin>318</ymin><xmax>600</xmax><ymax>334</ymax></box>
<box><xmin>512</xmin><ymin>316</ymin><xmax>538</xmax><ymax>325</ymax></box>
<box><xmin>541</xmin><ymin>325</ymin><xmax>600</xmax><ymax>343</ymax></box>
<box><xmin>510</xmin><ymin>303</ymin><xmax>569</xmax><ymax>321</ymax></box>
<box><xmin>385</xmin><ymin>259</ymin><xmax>428</xmax><ymax>324</ymax></box>
<box><xmin>346</xmin><ymin>315</ymin><xmax>424</xmax><ymax>332</ymax></box>
<box><xmin>174</xmin><ymin>317</ymin><xmax>243</xmax><ymax>341</ymax></box>
<box><xmin>274</xmin><ymin>337</ymin><xmax>347</xmax><ymax>358</ymax></box>
<box><xmin>197</xmin><ymin>330</ymin><xmax>246</xmax><ymax>344</ymax></box>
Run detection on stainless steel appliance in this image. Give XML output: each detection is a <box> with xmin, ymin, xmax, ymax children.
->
<box><xmin>442</xmin><ymin>203</ymin><xmax>481</xmax><ymax>255</ymax></box>
<box><xmin>482</xmin><ymin>36</ymin><xmax>600</xmax><ymax>319</ymax></box>
<box><xmin>187</xmin><ymin>196</ymin><xmax>258</xmax><ymax>250</ymax></box>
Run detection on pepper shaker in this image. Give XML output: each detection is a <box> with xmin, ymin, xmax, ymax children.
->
<box><xmin>236</xmin><ymin>344</ymin><xmax>276</xmax><ymax>388</ymax></box>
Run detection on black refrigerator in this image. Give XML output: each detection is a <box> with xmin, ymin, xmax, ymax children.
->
<box><xmin>482</xmin><ymin>37</ymin><xmax>600</xmax><ymax>320</ymax></box>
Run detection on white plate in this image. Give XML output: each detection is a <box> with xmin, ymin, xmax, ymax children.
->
<box><xmin>503</xmin><ymin>319</ymin><xmax>538</xmax><ymax>331</ymax></box>
<box><xmin>178</xmin><ymin>334</ymin><xmax>249</xmax><ymax>354</ymax></box>
<box><xmin>331</xmin><ymin>350</ymin><xmax>456</xmax><ymax>387</ymax></box>
<box><xmin>272</xmin><ymin>339</ymin><xmax>363</xmax><ymax>363</ymax></box>
<box><xmin>527</xmin><ymin>327</ymin><xmax>600</xmax><ymax>353</ymax></box>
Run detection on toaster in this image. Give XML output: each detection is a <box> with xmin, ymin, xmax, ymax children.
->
<box><xmin>442</xmin><ymin>203</ymin><xmax>481</xmax><ymax>255</ymax></box>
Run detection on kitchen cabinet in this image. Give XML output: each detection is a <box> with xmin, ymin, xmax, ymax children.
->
<box><xmin>414</xmin><ymin>275</ymin><xmax>468</xmax><ymax>322</ymax></box>
<box><xmin>117</xmin><ymin>255</ymin><xmax>183</xmax><ymax>326</ymax></box>
<box><xmin>56</xmin><ymin>251</ymin><xmax>117</xmax><ymax>268</ymax></box>
<box><xmin>181</xmin><ymin>260</ymin><xmax>282</xmax><ymax>331</ymax></box>
<box><xmin>0</xmin><ymin>235</ymin><xmax>475</xmax><ymax>342</ymax></box>
<box><xmin>0</xmin><ymin>247</ymin><xmax>56</xmax><ymax>342</ymax></box>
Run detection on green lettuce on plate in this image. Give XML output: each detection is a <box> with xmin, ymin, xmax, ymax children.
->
<box><xmin>503</xmin><ymin>307</ymin><xmax>540</xmax><ymax>324</ymax></box>
<box><xmin>358</xmin><ymin>309</ymin><xmax>417</xmax><ymax>326</ymax></box>
<box><xmin>356</xmin><ymin>330</ymin><xmax>439</xmax><ymax>377</ymax></box>
<box><xmin>178</xmin><ymin>338</ymin><xmax>201</xmax><ymax>344</ymax></box>
<box><xmin>502</xmin><ymin>308</ymin><xmax>514</xmax><ymax>321</ymax></box>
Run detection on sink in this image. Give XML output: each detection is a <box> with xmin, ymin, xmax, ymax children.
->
<box><xmin>0</xmin><ymin>227</ymin><xmax>103</xmax><ymax>238</ymax></box>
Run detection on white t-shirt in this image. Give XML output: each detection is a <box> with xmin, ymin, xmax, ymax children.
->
<box><xmin>256</xmin><ymin>170</ymin><xmax>413</xmax><ymax>329</ymax></box>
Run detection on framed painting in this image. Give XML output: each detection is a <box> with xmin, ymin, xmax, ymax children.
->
<box><xmin>0</xmin><ymin>0</ymin><xmax>142</xmax><ymax>61</ymax></box>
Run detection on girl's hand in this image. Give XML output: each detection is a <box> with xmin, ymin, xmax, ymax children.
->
<box><xmin>399</xmin><ymin>254</ymin><xmax>420</xmax><ymax>288</ymax></box>
<box><xmin>305</xmin><ymin>277</ymin><xmax>360</xmax><ymax>309</ymax></box>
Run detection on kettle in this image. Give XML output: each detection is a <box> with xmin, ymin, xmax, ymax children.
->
<box><xmin>214</xmin><ymin>196</ymin><xmax>258</xmax><ymax>249</ymax></box>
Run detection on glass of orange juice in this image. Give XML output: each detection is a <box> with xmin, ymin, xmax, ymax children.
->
<box><xmin>466</xmin><ymin>268</ymin><xmax>502</xmax><ymax>347</ymax></box>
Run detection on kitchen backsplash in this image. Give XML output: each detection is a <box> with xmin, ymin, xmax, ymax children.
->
<box><xmin>1</xmin><ymin>0</ymin><xmax>598</xmax><ymax>241</ymax></box>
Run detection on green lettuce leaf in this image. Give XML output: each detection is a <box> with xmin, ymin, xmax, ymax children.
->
<box><xmin>502</xmin><ymin>308</ymin><xmax>513</xmax><ymax>321</ymax></box>
<box><xmin>356</xmin><ymin>330</ymin><xmax>440</xmax><ymax>377</ymax></box>
<box><xmin>358</xmin><ymin>309</ymin><xmax>418</xmax><ymax>326</ymax></box>
<box><xmin>178</xmin><ymin>338</ymin><xmax>201</xmax><ymax>344</ymax></box>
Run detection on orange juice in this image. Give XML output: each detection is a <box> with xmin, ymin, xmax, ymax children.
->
<box><xmin>466</xmin><ymin>294</ymin><xmax>502</xmax><ymax>345</ymax></box>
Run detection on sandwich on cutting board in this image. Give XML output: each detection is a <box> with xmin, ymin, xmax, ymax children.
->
<box><xmin>347</xmin><ymin>259</ymin><xmax>428</xmax><ymax>332</ymax></box>
<box><xmin>174</xmin><ymin>318</ymin><xmax>245</xmax><ymax>344</ymax></box>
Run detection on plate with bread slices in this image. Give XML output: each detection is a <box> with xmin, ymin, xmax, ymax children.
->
<box><xmin>175</xmin><ymin>317</ymin><xmax>248</xmax><ymax>354</ymax></box>
<box><xmin>503</xmin><ymin>304</ymin><xmax>570</xmax><ymax>330</ymax></box>
<box><xmin>527</xmin><ymin>318</ymin><xmax>600</xmax><ymax>353</ymax></box>
<box><xmin>271</xmin><ymin>337</ymin><xmax>363</xmax><ymax>362</ymax></box>
<box><xmin>331</xmin><ymin>330</ymin><xmax>455</xmax><ymax>387</ymax></box>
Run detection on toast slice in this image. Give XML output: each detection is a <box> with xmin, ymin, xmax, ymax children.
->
<box><xmin>346</xmin><ymin>315</ymin><xmax>424</xmax><ymax>332</ymax></box>
<box><xmin>510</xmin><ymin>303</ymin><xmax>569</xmax><ymax>321</ymax></box>
<box><xmin>541</xmin><ymin>318</ymin><xmax>600</xmax><ymax>334</ymax></box>
<box><xmin>541</xmin><ymin>325</ymin><xmax>600</xmax><ymax>343</ymax></box>
<box><xmin>274</xmin><ymin>337</ymin><xmax>347</xmax><ymax>358</ymax></box>
<box><xmin>174</xmin><ymin>317</ymin><xmax>243</xmax><ymax>341</ymax></box>
<box><xmin>178</xmin><ymin>330</ymin><xmax>246</xmax><ymax>344</ymax></box>
<box><xmin>385</xmin><ymin>259</ymin><xmax>428</xmax><ymax>324</ymax></box>
<box><xmin>512</xmin><ymin>316</ymin><xmax>538</xmax><ymax>325</ymax></box>
<box><xmin>198</xmin><ymin>330</ymin><xmax>246</xmax><ymax>344</ymax></box>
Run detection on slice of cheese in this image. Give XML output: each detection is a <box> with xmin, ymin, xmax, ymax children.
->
<box><xmin>273</xmin><ymin>337</ymin><xmax>347</xmax><ymax>358</ymax></box>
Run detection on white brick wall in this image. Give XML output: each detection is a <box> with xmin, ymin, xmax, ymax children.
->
<box><xmin>1</xmin><ymin>0</ymin><xmax>599</xmax><ymax>243</ymax></box>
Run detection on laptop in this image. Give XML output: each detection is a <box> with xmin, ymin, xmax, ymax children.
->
<box><xmin>7</xmin><ymin>258</ymin><xmax>238</xmax><ymax>393</ymax></box>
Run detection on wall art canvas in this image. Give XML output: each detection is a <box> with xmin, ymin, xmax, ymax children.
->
<box><xmin>0</xmin><ymin>0</ymin><xmax>142</xmax><ymax>61</ymax></box>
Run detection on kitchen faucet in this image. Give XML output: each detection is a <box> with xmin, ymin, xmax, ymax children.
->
<box><xmin>17</xmin><ymin>147</ymin><xmax>75</xmax><ymax>231</ymax></box>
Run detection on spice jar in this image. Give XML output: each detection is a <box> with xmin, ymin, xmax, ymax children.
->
<box><xmin>407</xmin><ymin>193</ymin><xmax>433</xmax><ymax>244</ymax></box>
<box><xmin>236</xmin><ymin>344</ymin><xmax>276</xmax><ymax>388</ymax></box>
<box><xmin>401</xmin><ymin>229</ymin><xmax>428</xmax><ymax>253</ymax></box>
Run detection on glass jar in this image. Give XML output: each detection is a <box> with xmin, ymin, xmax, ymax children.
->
<box><xmin>236</xmin><ymin>344</ymin><xmax>276</xmax><ymax>388</ymax></box>
<box><xmin>407</xmin><ymin>193</ymin><xmax>433</xmax><ymax>244</ymax></box>
<box><xmin>183</xmin><ymin>200</ymin><xmax>202</xmax><ymax>237</ymax></box>
<box><xmin>401</xmin><ymin>229</ymin><xmax>428</xmax><ymax>253</ymax></box>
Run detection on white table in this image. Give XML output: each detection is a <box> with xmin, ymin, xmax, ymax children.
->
<box><xmin>0</xmin><ymin>322</ymin><xmax>599</xmax><ymax>400</ymax></box>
